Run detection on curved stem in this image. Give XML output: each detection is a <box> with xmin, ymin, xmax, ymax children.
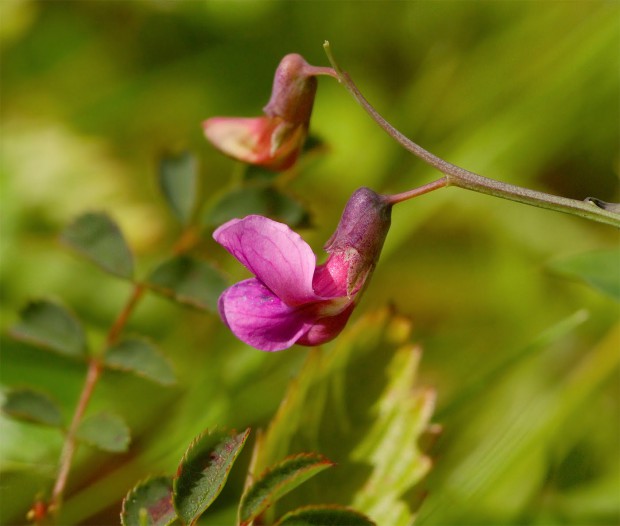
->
<box><xmin>323</xmin><ymin>41</ymin><xmax>620</xmax><ymax>228</ymax></box>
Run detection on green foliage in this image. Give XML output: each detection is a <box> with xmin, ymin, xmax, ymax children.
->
<box><xmin>2</xmin><ymin>2</ymin><xmax>618</xmax><ymax>525</ymax></box>
<box><xmin>10</xmin><ymin>299</ymin><xmax>87</xmax><ymax>358</ymax></box>
<box><xmin>76</xmin><ymin>412</ymin><xmax>131</xmax><ymax>453</ymax></box>
<box><xmin>253</xmin><ymin>310</ymin><xmax>434</xmax><ymax>526</ymax></box>
<box><xmin>173</xmin><ymin>427</ymin><xmax>250</xmax><ymax>524</ymax></box>
<box><xmin>104</xmin><ymin>338</ymin><xmax>176</xmax><ymax>386</ymax></box>
<box><xmin>204</xmin><ymin>186</ymin><xmax>309</xmax><ymax>228</ymax></box>
<box><xmin>159</xmin><ymin>152</ymin><xmax>200</xmax><ymax>224</ymax></box>
<box><xmin>61</xmin><ymin>212</ymin><xmax>134</xmax><ymax>280</ymax></box>
<box><xmin>1</xmin><ymin>388</ymin><xmax>63</xmax><ymax>428</ymax></box>
<box><xmin>121</xmin><ymin>476</ymin><xmax>176</xmax><ymax>526</ymax></box>
<box><xmin>239</xmin><ymin>453</ymin><xmax>335</xmax><ymax>526</ymax></box>
<box><xmin>274</xmin><ymin>506</ymin><xmax>376</xmax><ymax>526</ymax></box>
<box><xmin>147</xmin><ymin>255</ymin><xmax>227</xmax><ymax>313</ymax></box>
<box><xmin>549</xmin><ymin>248</ymin><xmax>620</xmax><ymax>301</ymax></box>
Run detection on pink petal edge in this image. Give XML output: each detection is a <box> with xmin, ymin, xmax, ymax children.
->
<box><xmin>213</xmin><ymin>215</ymin><xmax>319</xmax><ymax>306</ymax></box>
<box><xmin>218</xmin><ymin>278</ymin><xmax>314</xmax><ymax>351</ymax></box>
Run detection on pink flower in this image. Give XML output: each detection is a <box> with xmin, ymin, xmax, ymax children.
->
<box><xmin>213</xmin><ymin>188</ymin><xmax>392</xmax><ymax>351</ymax></box>
<box><xmin>203</xmin><ymin>53</ymin><xmax>336</xmax><ymax>171</ymax></box>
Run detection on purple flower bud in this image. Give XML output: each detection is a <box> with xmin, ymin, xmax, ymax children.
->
<box><xmin>203</xmin><ymin>53</ymin><xmax>335</xmax><ymax>172</ymax></box>
<box><xmin>213</xmin><ymin>188</ymin><xmax>392</xmax><ymax>351</ymax></box>
<box><xmin>263</xmin><ymin>54</ymin><xmax>318</xmax><ymax>126</ymax></box>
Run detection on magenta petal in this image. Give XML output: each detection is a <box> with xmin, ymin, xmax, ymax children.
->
<box><xmin>296</xmin><ymin>303</ymin><xmax>355</xmax><ymax>347</ymax></box>
<box><xmin>214</xmin><ymin>216</ymin><xmax>319</xmax><ymax>306</ymax></box>
<box><xmin>218</xmin><ymin>278</ymin><xmax>314</xmax><ymax>351</ymax></box>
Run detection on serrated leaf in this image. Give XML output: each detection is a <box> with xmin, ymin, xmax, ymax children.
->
<box><xmin>10</xmin><ymin>299</ymin><xmax>87</xmax><ymax>357</ymax></box>
<box><xmin>1</xmin><ymin>388</ymin><xmax>63</xmax><ymax>427</ymax></box>
<box><xmin>76</xmin><ymin>411</ymin><xmax>130</xmax><ymax>453</ymax></box>
<box><xmin>239</xmin><ymin>453</ymin><xmax>335</xmax><ymax>526</ymax></box>
<box><xmin>159</xmin><ymin>152</ymin><xmax>199</xmax><ymax>223</ymax></box>
<box><xmin>549</xmin><ymin>248</ymin><xmax>620</xmax><ymax>301</ymax></box>
<box><xmin>204</xmin><ymin>186</ymin><xmax>309</xmax><ymax>228</ymax></box>
<box><xmin>274</xmin><ymin>505</ymin><xmax>376</xmax><ymax>526</ymax></box>
<box><xmin>173</xmin><ymin>427</ymin><xmax>250</xmax><ymax>524</ymax></box>
<box><xmin>61</xmin><ymin>212</ymin><xmax>134</xmax><ymax>279</ymax></box>
<box><xmin>148</xmin><ymin>255</ymin><xmax>227</xmax><ymax>312</ymax></box>
<box><xmin>121</xmin><ymin>476</ymin><xmax>177</xmax><ymax>526</ymax></box>
<box><xmin>104</xmin><ymin>338</ymin><xmax>176</xmax><ymax>386</ymax></box>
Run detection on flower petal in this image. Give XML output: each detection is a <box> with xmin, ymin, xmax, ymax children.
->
<box><xmin>218</xmin><ymin>278</ymin><xmax>313</xmax><ymax>351</ymax></box>
<box><xmin>214</xmin><ymin>215</ymin><xmax>319</xmax><ymax>306</ymax></box>
<box><xmin>295</xmin><ymin>303</ymin><xmax>355</xmax><ymax>347</ymax></box>
<box><xmin>203</xmin><ymin>116</ymin><xmax>303</xmax><ymax>171</ymax></box>
<box><xmin>203</xmin><ymin>116</ymin><xmax>271</xmax><ymax>164</ymax></box>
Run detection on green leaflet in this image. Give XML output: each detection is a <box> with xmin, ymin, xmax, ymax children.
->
<box><xmin>61</xmin><ymin>212</ymin><xmax>134</xmax><ymax>279</ymax></box>
<box><xmin>158</xmin><ymin>152</ymin><xmax>199</xmax><ymax>224</ymax></box>
<box><xmin>239</xmin><ymin>453</ymin><xmax>335</xmax><ymax>526</ymax></box>
<box><xmin>274</xmin><ymin>505</ymin><xmax>376</xmax><ymax>526</ymax></box>
<box><xmin>104</xmin><ymin>338</ymin><xmax>176</xmax><ymax>386</ymax></box>
<box><xmin>147</xmin><ymin>255</ymin><xmax>227</xmax><ymax>313</ymax></box>
<box><xmin>173</xmin><ymin>427</ymin><xmax>250</xmax><ymax>524</ymax></box>
<box><xmin>1</xmin><ymin>388</ymin><xmax>63</xmax><ymax>428</ymax></box>
<box><xmin>76</xmin><ymin>411</ymin><xmax>130</xmax><ymax>453</ymax></box>
<box><xmin>10</xmin><ymin>299</ymin><xmax>87</xmax><ymax>358</ymax></box>
<box><xmin>121</xmin><ymin>476</ymin><xmax>177</xmax><ymax>526</ymax></box>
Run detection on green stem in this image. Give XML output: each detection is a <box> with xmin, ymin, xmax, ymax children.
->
<box><xmin>323</xmin><ymin>41</ymin><xmax>620</xmax><ymax>228</ymax></box>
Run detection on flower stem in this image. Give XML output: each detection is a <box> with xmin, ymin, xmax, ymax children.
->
<box><xmin>385</xmin><ymin>177</ymin><xmax>449</xmax><ymax>205</ymax></box>
<box><xmin>323</xmin><ymin>41</ymin><xmax>620</xmax><ymax>228</ymax></box>
<box><xmin>47</xmin><ymin>283</ymin><xmax>146</xmax><ymax>519</ymax></box>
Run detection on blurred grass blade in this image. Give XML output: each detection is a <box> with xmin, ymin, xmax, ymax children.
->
<box><xmin>418</xmin><ymin>323</ymin><xmax>620</xmax><ymax>525</ymax></box>
<box><xmin>76</xmin><ymin>411</ymin><xmax>131</xmax><ymax>453</ymax></box>
<box><xmin>61</xmin><ymin>212</ymin><xmax>134</xmax><ymax>279</ymax></box>
<box><xmin>173</xmin><ymin>427</ymin><xmax>250</xmax><ymax>524</ymax></box>
<box><xmin>10</xmin><ymin>299</ymin><xmax>87</xmax><ymax>358</ymax></box>
<box><xmin>104</xmin><ymin>338</ymin><xmax>176</xmax><ymax>386</ymax></box>
<box><xmin>159</xmin><ymin>152</ymin><xmax>199</xmax><ymax>224</ymax></box>
<box><xmin>239</xmin><ymin>453</ymin><xmax>335</xmax><ymax>526</ymax></box>
<box><xmin>549</xmin><ymin>248</ymin><xmax>620</xmax><ymax>301</ymax></box>
<box><xmin>350</xmin><ymin>347</ymin><xmax>435</xmax><ymax>525</ymax></box>
<box><xmin>147</xmin><ymin>255</ymin><xmax>227</xmax><ymax>313</ymax></box>
<box><xmin>1</xmin><ymin>388</ymin><xmax>63</xmax><ymax>427</ymax></box>
<box><xmin>204</xmin><ymin>186</ymin><xmax>309</xmax><ymax>228</ymax></box>
<box><xmin>274</xmin><ymin>505</ymin><xmax>376</xmax><ymax>526</ymax></box>
<box><xmin>121</xmin><ymin>476</ymin><xmax>177</xmax><ymax>526</ymax></box>
<box><xmin>436</xmin><ymin>309</ymin><xmax>590</xmax><ymax>420</ymax></box>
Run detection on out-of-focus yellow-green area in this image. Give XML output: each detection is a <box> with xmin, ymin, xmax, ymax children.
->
<box><xmin>1</xmin><ymin>1</ymin><xmax>618</xmax><ymax>525</ymax></box>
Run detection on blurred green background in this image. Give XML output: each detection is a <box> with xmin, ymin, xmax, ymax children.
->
<box><xmin>1</xmin><ymin>1</ymin><xmax>619</xmax><ymax>525</ymax></box>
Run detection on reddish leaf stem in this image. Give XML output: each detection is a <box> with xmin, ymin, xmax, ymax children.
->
<box><xmin>385</xmin><ymin>177</ymin><xmax>449</xmax><ymax>205</ymax></box>
<box><xmin>46</xmin><ymin>283</ymin><xmax>145</xmax><ymax>520</ymax></box>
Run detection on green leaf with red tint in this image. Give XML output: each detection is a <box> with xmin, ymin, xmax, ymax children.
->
<box><xmin>121</xmin><ymin>476</ymin><xmax>177</xmax><ymax>526</ymax></box>
<box><xmin>173</xmin><ymin>427</ymin><xmax>250</xmax><ymax>524</ymax></box>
